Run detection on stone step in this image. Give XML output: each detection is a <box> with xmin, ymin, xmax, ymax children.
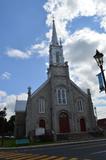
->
<box><xmin>56</xmin><ymin>133</ymin><xmax>92</xmax><ymax>141</ymax></box>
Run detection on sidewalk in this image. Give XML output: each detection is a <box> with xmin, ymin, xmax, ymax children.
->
<box><xmin>0</xmin><ymin>138</ymin><xmax>106</xmax><ymax>150</ymax></box>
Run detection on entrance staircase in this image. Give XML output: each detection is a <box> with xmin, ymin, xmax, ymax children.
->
<box><xmin>56</xmin><ymin>132</ymin><xmax>93</xmax><ymax>142</ymax></box>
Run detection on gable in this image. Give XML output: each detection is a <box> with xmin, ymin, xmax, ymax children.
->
<box><xmin>31</xmin><ymin>79</ymin><xmax>50</xmax><ymax>98</ymax></box>
<box><xmin>70</xmin><ymin>79</ymin><xmax>88</xmax><ymax>97</ymax></box>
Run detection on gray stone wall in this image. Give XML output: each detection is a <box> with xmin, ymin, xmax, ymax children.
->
<box><xmin>26</xmin><ymin>80</ymin><xmax>52</xmax><ymax>137</ymax></box>
<box><xmin>15</xmin><ymin>112</ymin><xmax>26</xmax><ymax>138</ymax></box>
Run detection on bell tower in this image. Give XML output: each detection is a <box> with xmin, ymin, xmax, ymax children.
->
<box><xmin>47</xmin><ymin>19</ymin><xmax>70</xmax><ymax>132</ymax></box>
<box><xmin>49</xmin><ymin>19</ymin><xmax>64</xmax><ymax>66</ymax></box>
<box><xmin>48</xmin><ymin>19</ymin><xmax>69</xmax><ymax>78</ymax></box>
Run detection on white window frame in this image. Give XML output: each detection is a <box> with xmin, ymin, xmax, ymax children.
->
<box><xmin>56</xmin><ymin>87</ymin><xmax>67</xmax><ymax>105</ymax></box>
<box><xmin>38</xmin><ymin>98</ymin><xmax>45</xmax><ymax>113</ymax></box>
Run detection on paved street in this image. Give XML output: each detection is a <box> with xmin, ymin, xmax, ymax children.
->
<box><xmin>0</xmin><ymin>139</ymin><xmax>106</xmax><ymax>160</ymax></box>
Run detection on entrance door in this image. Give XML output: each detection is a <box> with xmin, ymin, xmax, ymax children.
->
<box><xmin>39</xmin><ymin>119</ymin><xmax>45</xmax><ymax>128</ymax></box>
<box><xmin>59</xmin><ymin>112</ymin><xmax>70</xmax><ymax>133</ymax></box>
<box><xmin>80</xmin><ymin>118</ymin><xmax>86</xmax><ymax>131</ymax></box>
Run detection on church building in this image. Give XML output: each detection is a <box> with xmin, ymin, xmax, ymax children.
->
<box><xmin>15</xmin><ymin>20</ymin><xmax>96</xmax><ymax>139</ymax></box>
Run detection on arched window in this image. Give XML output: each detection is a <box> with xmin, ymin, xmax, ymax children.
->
<box><xmin>38</xmin><ymin>98</ymin><xmax>45</xmax><ymax>113</ymax></box>
<box><xmin>77</xmin><ymin>99</ymin><xmax>84</xmax><ymax>112</ymax></box>
<box><xmin>56</xmin><ymin>87</ymin><xmax>67</xmax><ymax>105</ymax></box>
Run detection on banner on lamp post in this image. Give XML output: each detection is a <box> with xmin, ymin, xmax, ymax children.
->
<box><xmin>97</xmin><ymin>72</ymin><xmax>105</xmax><ymax>92</ymax></box>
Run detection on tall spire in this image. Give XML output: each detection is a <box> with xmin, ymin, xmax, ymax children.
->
<box><xmin>49</xmin><ymin>19</ymin><xmax>64</xmax><ymax>67</ymax></box>
<box><xmin>51</xmin><ymin>19</ymin><xmax>58</xmax><ymax>45</ymax></box>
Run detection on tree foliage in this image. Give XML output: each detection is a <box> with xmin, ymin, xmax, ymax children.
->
<box><xmin>7</xmin><ymin>115</ymin><xmax>15</xmax><ymax>136</ymax></box>
<box><xmin>0</xmin><ymin>108</ymin><xmax>15</xmax><ymax>137</ymax></box>
<box><xmin>0</xmin><ymin>107</ymin><xmax>7</xmax><ymax>146</ymax></box>
<box><xmin>0</xmin><ymin>108</ymin><xmax>16</xmax><ymax>146</ymax></box>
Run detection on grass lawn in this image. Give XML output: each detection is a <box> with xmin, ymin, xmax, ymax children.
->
<box><xmin>0</xmin><ymin>137</ymin><xmax>54</xmax><ymax>147</ymax></box>
<box><xmin>0</xmin><ymin>136</ymin><xmax>105</xmax><ymax>148</ymax></box>
<box><xmin>0</xmin><ymin>138</ymin><xmax>16</xmax><ymax>147</ymax></box>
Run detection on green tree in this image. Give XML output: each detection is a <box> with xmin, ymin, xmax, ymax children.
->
<box><xmin>0</xmin><ymin>107</ymin><xmax>7</xmax><ymax>146</ymax></box>
<box><xmin>7</xmin><ymin>115</ymin><xmax>15</xmax><ymax>136</ymax></box>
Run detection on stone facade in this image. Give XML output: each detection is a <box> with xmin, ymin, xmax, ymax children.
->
<box><xmin>15</xmin><ymin>20</ymin><xmax>96</xmax><ymax>139</ymax></box>
<box><xmin>26</xmin><ymin>65</ymin><xmax>96</xmax><ymax>137</ymax></box>
<box><xmin>15</xmin><ymin>112</ymin><xmax>26</xmax><ymax>138</ymax></box>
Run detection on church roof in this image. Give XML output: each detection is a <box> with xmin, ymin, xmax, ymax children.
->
<box><xmin>70</xmin><ymin>79</ymin><xmax>88</xmax><ymax>96</ymax></box>
<box><xmin>15</xmin><ymin>100</ymin><xmax>27</xmax><ymax>112</ymax></box>
<box><xmin>32</xmin><ymin>79</ymin><xmax>49</xmax><ymax>97</ymax></box>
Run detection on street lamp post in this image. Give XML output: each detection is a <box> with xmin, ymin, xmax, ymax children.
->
<box><xmin>93</xmin><ymin>49</ymin><xmax>106</xmax><ymax>93</ymax></box>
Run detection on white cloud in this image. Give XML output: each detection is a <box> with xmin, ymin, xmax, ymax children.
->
<box><xmin>43</xmin><ymin>0</ymin><xmax>106</xmax><ymax>119</ymax></box>
<box><xmin>44</xmin><ymin>0</ymin><xmax>106</xmax><ymax>37</ymax></box>
<box><xmin>31</xmin><ymin>41</ymin><xmax>49</xmax><ymax>56</ymax></box>
<box><xmin>6</xmin><ymin>93</ymin><xmax>28</xmax><ymax>120</ymax></box>
<box><xmin>45</xmin><ymin>62</ymin><xmax>49</xmax><ymax>68</ymax></box>
<box><xmin>63</xmin><ymin>28</ymin><xmax>106</xmax><ymax>90</ymax></box>
<box><xmin>6</xmin><ymin>48</ymin><xmax>32</xmax><ymax>59</ymax></box>
<box><xmin>0</xmin><ymin>72</ymin><xmax>11</xmax><ymax>80</ymax></box>
<box><xmin>0</xmin><ymin>90</ymin><xmax>7</xmax><ymax>97</ymax></box>
<box><xmin>5</xmin><ymin>42</ymin><xmax>49</xmax><ymax>59</ymax></box>
<box><xmin>6</xmin><ymin>95</ymin><xmax>16</xmax><ymax>120</ymax></box>
<box><xmin>16</xmin><ymin>92</ymin><xmax>28</xmax><ymax>101</ymax></box>
<box><xmin>5</xmin><ymin>0</ymin><xmax>106</xmax><ymax>60</ymax></box>
<box><xmin>97</xmin><ymin>107</ymin><xmax>106</xmax><ymax>119</ymax></box>
<box><xmin>0</xmin><ymin>91</ymin><xmax>27</xmax><ymax>120</ymax></box>
<box><xmin>100</xmin><ymin>16</ymin><xmax>106</xmax><ymax>31</ymax></box>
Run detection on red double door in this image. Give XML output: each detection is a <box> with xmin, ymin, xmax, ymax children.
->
<box><xmin>59</xmin><ymin>112</ymin><xmax>70</xmax><ymax>133</ymax></box>
<box><xmin>59</xmin><ymin>113</ymin><xmax>86</xmax><ymax>133</ymax></box>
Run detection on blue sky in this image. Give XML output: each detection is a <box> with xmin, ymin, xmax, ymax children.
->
<box><xmin>0</xmin><ymin>0</ymin><xmax>106</xmax><ymax>119</ymax></box>
<box><xmin>0</xmin><ymin>0</ymin><xmax>46</xmax><ymax>49</ymax></box>
<box><xmin>0</xmin><ymin>0</ymin><xmax>47</xmax><ymax>94</ymax></box>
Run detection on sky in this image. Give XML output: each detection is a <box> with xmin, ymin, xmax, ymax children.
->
<box><xmin>0</xmin><ymin>0</ymin><xmax>106</xmax><ymax>120</ymax></box>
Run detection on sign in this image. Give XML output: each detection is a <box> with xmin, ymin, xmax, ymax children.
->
<box><xmin>35</xmin><ymin>128</ymin><xmax>45</xmax><ymax>136</ymax></box>
<box><xmin>16</xmin><ymin>139</ymin><xmax>29</xmax><ymax>145</ymax></box>
<box><xmin>97</xmin><ymin>72</ymin><xmax>105</xmax><ymax>92</ymax></box>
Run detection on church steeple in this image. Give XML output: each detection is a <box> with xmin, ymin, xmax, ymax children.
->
<box><xmin>49</xmin><ymin>19</ymin><xmax>64</xmax><ymax>66</ymax></box>
<box><xmin>51</xmin><ymin>19</ymin><xmax>58</xmax><ymax>45</ymax></box>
